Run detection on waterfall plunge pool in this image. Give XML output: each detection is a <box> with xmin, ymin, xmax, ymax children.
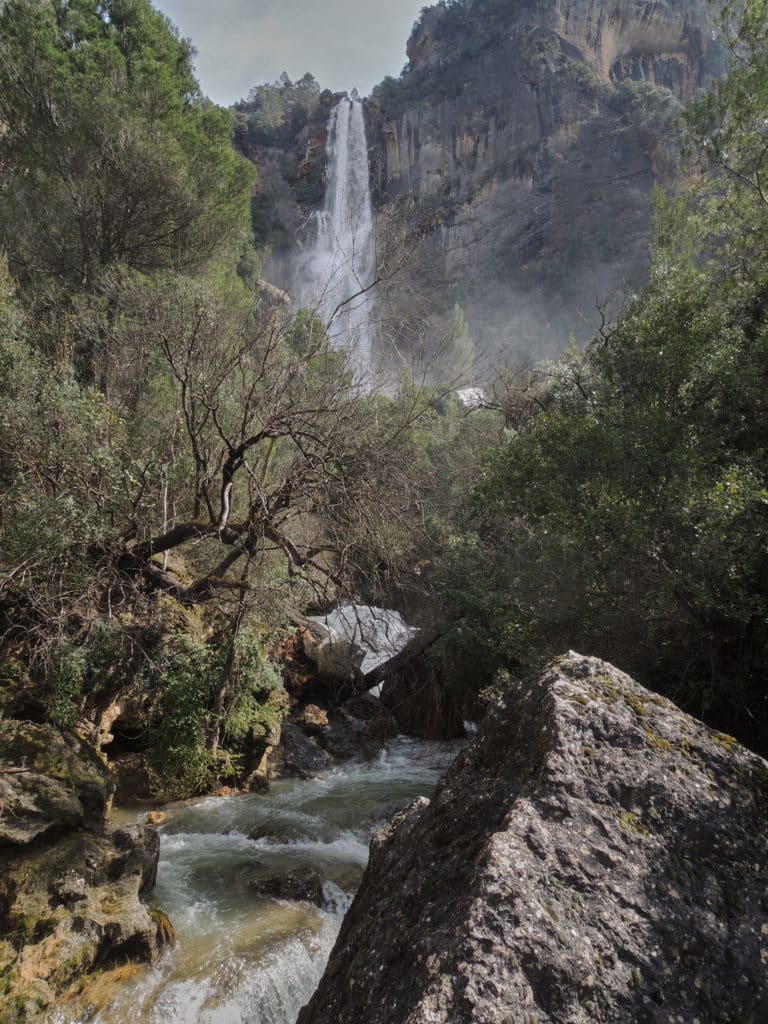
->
<box><xmin>56</xmin><ymin>738</ymin><xmax>460</xmax><ymax>1024</ymax></box>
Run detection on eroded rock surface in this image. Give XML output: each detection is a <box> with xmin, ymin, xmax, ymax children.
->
<box><xmin>0</xmin><ymin>722</ymin><xmax>110</xmax><ymax>844</ymax></box>
<box><xmin>299</xmin><ymin>652</ymin><xmax>768</xmax><ymax>1024</ymax></box>
<box><xmin>0</xmin><ymin>721</ymin><xmax>164</xmax><ymax>1021</ymax></box>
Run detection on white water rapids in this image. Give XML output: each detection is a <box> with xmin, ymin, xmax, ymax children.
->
<box><xmin>298</xmin><ymin>93</ymin><xmax>377</xmax><ymax>378</ymax></box>
<box><xmin>57</xmin><ymin>739</ymin><xmax>458</xmax><ymax>1024</ymax></box>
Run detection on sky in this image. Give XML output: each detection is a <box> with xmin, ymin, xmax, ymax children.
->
<box><xmin>155</xmin><ymin>0</ymin><xmax>427</xmax><ymax>105</ymax></box>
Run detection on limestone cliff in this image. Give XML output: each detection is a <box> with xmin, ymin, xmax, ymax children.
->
<box><xmin>298</xmin><ymin>653</ymin><xmax>768</xmax><ymax>1023</ymax></box>
<box><xmin>366</xmin><ymin>0</ymin><xmax>723</xmax><ymax>363</ymax></box>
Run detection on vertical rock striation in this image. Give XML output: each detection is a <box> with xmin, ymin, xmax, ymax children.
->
<box><xmin>367</xmin><ymin>0</ymin><xmax>724</xmax><ymax>362</ymax></box>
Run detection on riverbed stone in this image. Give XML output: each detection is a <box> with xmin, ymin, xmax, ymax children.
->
<box><xmin>268</xmin><ymin>722</ymin><xmax>333</xmax><ymax>778</ymax></box>
<box><xmin>243</xmin><ymin>867</ymin><xmax>325</xmax><ymax>906</ymax></box>
<box><xmin>315</xmin><ymin>694</ymin><xmax>398</xmax><ymax>761</ymax></box>
<box><xmin>298</xmin><ymin>652</ymin><xmax>768</xmax><ymax>1024</ymax></box>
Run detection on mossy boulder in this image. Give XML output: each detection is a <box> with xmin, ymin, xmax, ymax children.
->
<box><xmin>0</xmin><ymin>825</ymin><xmax>162</xmax><ymax>1021</ymax></box>
<box><xmin>0</xmin><ymin>721</ymin><xmax>111</xmax><ymax>845</ymax></box>
<box><xmin>0</xmin><ymin>721</ymin><xmax>165</xmax><ymax>1020</ymax></box>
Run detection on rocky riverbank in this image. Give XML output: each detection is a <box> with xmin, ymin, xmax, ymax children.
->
<box><xmin>0</xmin><ymin>722</ymin><xmax>167</xmax><ymax>1022</ymax></box>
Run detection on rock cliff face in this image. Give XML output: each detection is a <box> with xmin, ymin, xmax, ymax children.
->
<box><xmin>365</xmin><ymin>0</ymin><xmax>724</xmax><ymax>363</ymax></box>
<box><xmin>298</xmin><ymin>653</ymin><xmax>768</xmax><ymax>1024</ymax></box>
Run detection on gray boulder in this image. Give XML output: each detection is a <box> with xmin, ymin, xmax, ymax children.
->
<box><xmin>299</xmin><ymin>652</ymin><xmax>768</xmax><ymax>1024</ymax></box>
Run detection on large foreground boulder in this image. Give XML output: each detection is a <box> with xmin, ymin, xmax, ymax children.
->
<box><xmin>299</xmin><ymin>652</ymin><xmax>768</xmax><ymax>1024</ymax></box>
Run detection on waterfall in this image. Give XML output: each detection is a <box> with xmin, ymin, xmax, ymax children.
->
<box><xmin>299</xmin><ymin>93</ymin><xmax>376</xmax><ymax>378</ymax></box>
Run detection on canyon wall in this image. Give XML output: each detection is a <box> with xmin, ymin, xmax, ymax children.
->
<box><xmin>365</xmin><ymin>0</ymin><xmax>724</xmax><ymax>363</ymax></box>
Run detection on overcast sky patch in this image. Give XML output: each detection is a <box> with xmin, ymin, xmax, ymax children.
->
<box><xmin>155</xmin><ymin>0</ymin><xmax>425</xmax><ymax>104</ymax></box>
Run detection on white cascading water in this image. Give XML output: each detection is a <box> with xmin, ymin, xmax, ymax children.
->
<box><xmin>61</xmin><ymin>740</ymin><xmax>459</xmax><ymax>1024</ymax></box>
<box><xmin>299</xmin><ymin>92</ymin><xmax>376</xmax><ymax>379</ymax></box>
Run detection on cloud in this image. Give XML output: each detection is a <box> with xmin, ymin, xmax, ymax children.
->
<box><xmin>155</xmin><ymin>0</ymin><xmax>425</xmax><ymax>104</ymax></box>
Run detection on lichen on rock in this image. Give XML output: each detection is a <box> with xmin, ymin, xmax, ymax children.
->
<box><xmin>0</xmin><ymin>721</ymin><xmax>165</xmax><ymax>1022</ymax></box>
<box><xmin>298</xmin><ymin>652</ymin><xmax>768</xmax><ymax>1024</ymax></box>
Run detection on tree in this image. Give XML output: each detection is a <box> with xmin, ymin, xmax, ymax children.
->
<box><xmin>102</xmin><ymin>273</ymin><xmax>437</xmax><ymax>606</ymax></box>
<box><xmin>0</xmin><ymin>0</ymin><xmax>253</xmax><ymax>301</ymax></box>
<box><xmin>431</xmin><ymin>0</ymin><xmax>768</xmax><ymax>750</ymax></box>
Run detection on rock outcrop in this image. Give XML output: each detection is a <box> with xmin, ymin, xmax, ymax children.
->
<box><xmin>298</xmin><ymin>652</ymin><xmax>768</xmax><ymax>1024</ymax></box>
<box><xmin>365</xmin><ymin>0</ymin><xmax>724</xmax><ymax>365</ymax></box>
<box><xmin>268</xmin><ymin>694</ymin><xmax>398</xmax><ymax>779</ymax></box>
<box><xmin>0</xmin><ymin>721</ymin><xmax>110</xmax><ymax>845</ymax></box>
<box><xmin>0</xmin><ymin>722</ymin><xmax>165</xmax><ymax>1021</ymax></box>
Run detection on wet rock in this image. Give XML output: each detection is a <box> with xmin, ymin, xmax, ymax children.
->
<box><xmin>243</xmin><ymin>867</ymin><xmax>324</xmax><ymax>906</ymax></box>
<box><xmin>0</xmin><ymin>721</ymin><xmax>112</xmax><ymax>844</ymax></box>
<box><xmin>368</xmin><ymin>797</ymin><xmax>414</xmax><ymax>826</ymax></box>
<box><xmin>270</xmin><ymin>694</ymin><xmax>399</xmax><ymax>778</ymax></box>
<box><xmin>269</xmin><ymin>691</ymin><xmax>399</xmax><ymax>778</ymax></box>
<box><xmin>299</xmin><ymin>652</ymin><xmax>768</xmax><ymax>1024</ymax></box>
<box><xmin>268</xmin><ymin>722</ymin><xmax>333</xmax><ymax>779</ymax></box>
<box><xmin>243</xmin><ymin>770</ymin><xmax>269</xmax><ymax>794</ymax></box>
<box><xmin>297</xmin><ymin>704</ymin><xmax>329</xmax><ymax>732</ymax></box>
<box><xmin>0</xmin><ymin>721</ymin><xmax>165</xmax><ymax>1020</ymax></box>
<box><xmin>316</xmin><ymin>695</ymin><xmax>398</xmax><ymax>762</ymax></box>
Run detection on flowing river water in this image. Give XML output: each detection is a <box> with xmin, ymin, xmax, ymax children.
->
<box><xmin>58</xmin><ymin>738</ymin><xmax>459</xmax><ymax>1024</ymax></box>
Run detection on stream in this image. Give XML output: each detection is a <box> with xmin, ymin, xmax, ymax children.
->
<box><xmin>59</xmin><ymin>737</ymin><xmax>459</xmax><ymax>1024</ymax></box>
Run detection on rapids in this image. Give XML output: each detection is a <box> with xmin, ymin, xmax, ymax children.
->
<box><xmin>57</xmin><ymin>738</ymin><xmax>458</xmax><ymax>1024</ymax></box>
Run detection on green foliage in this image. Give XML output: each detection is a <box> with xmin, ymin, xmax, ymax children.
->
<box><xmin>222</xmin><ymin>628</ymin><xmax>287</xmax><ymax>743</ymax></box>
<box><xmin>436</xmin><ymin>162</ymin><xmax>768</xmax><ymax>751</ymax></box>
<box><xmin>249</xmin><ymin>194</ymin><xmax>289</xmax><ymax>250</ymax></box>
<box><xmin>608</xmin><ymin>80</ymin><xmax>681</xmax><ymax>131</ymax></box>
<box><xmin>0</xmin><ymin>0</ymin><xmax>472</xmax><ymax>804</ymax></box>
<box><xmin>143</xmin><ymin>628</ymin><xmax>288</xmax><ymax>799</ymax></box>
<box><xmin>233</xmin><ymin>72</ymin><xmax>321</xmax><ymax>148</ymax></box>
<box><xmin>430</xmin><ymin>3</ymin><xmax>768</xmax><ymax>753</ymax></box>
<box><xmin>0</xmin><ymin>0</ymin><xmax>253</xmax><ymax>299</ymax></box>
<box><xmin>0</xmin><ymin>265</ymin><xmax>128</xmax><ymax>639</ymax></box>
<box><xmin>145</xmin><ymin>635</ymin><xmax>219</xmax><ymax>799</ymax></box>
<box><xmin>48</xmin><ymin>643</ymin><xmax>87</xmax><ymax>728</ymax></box>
